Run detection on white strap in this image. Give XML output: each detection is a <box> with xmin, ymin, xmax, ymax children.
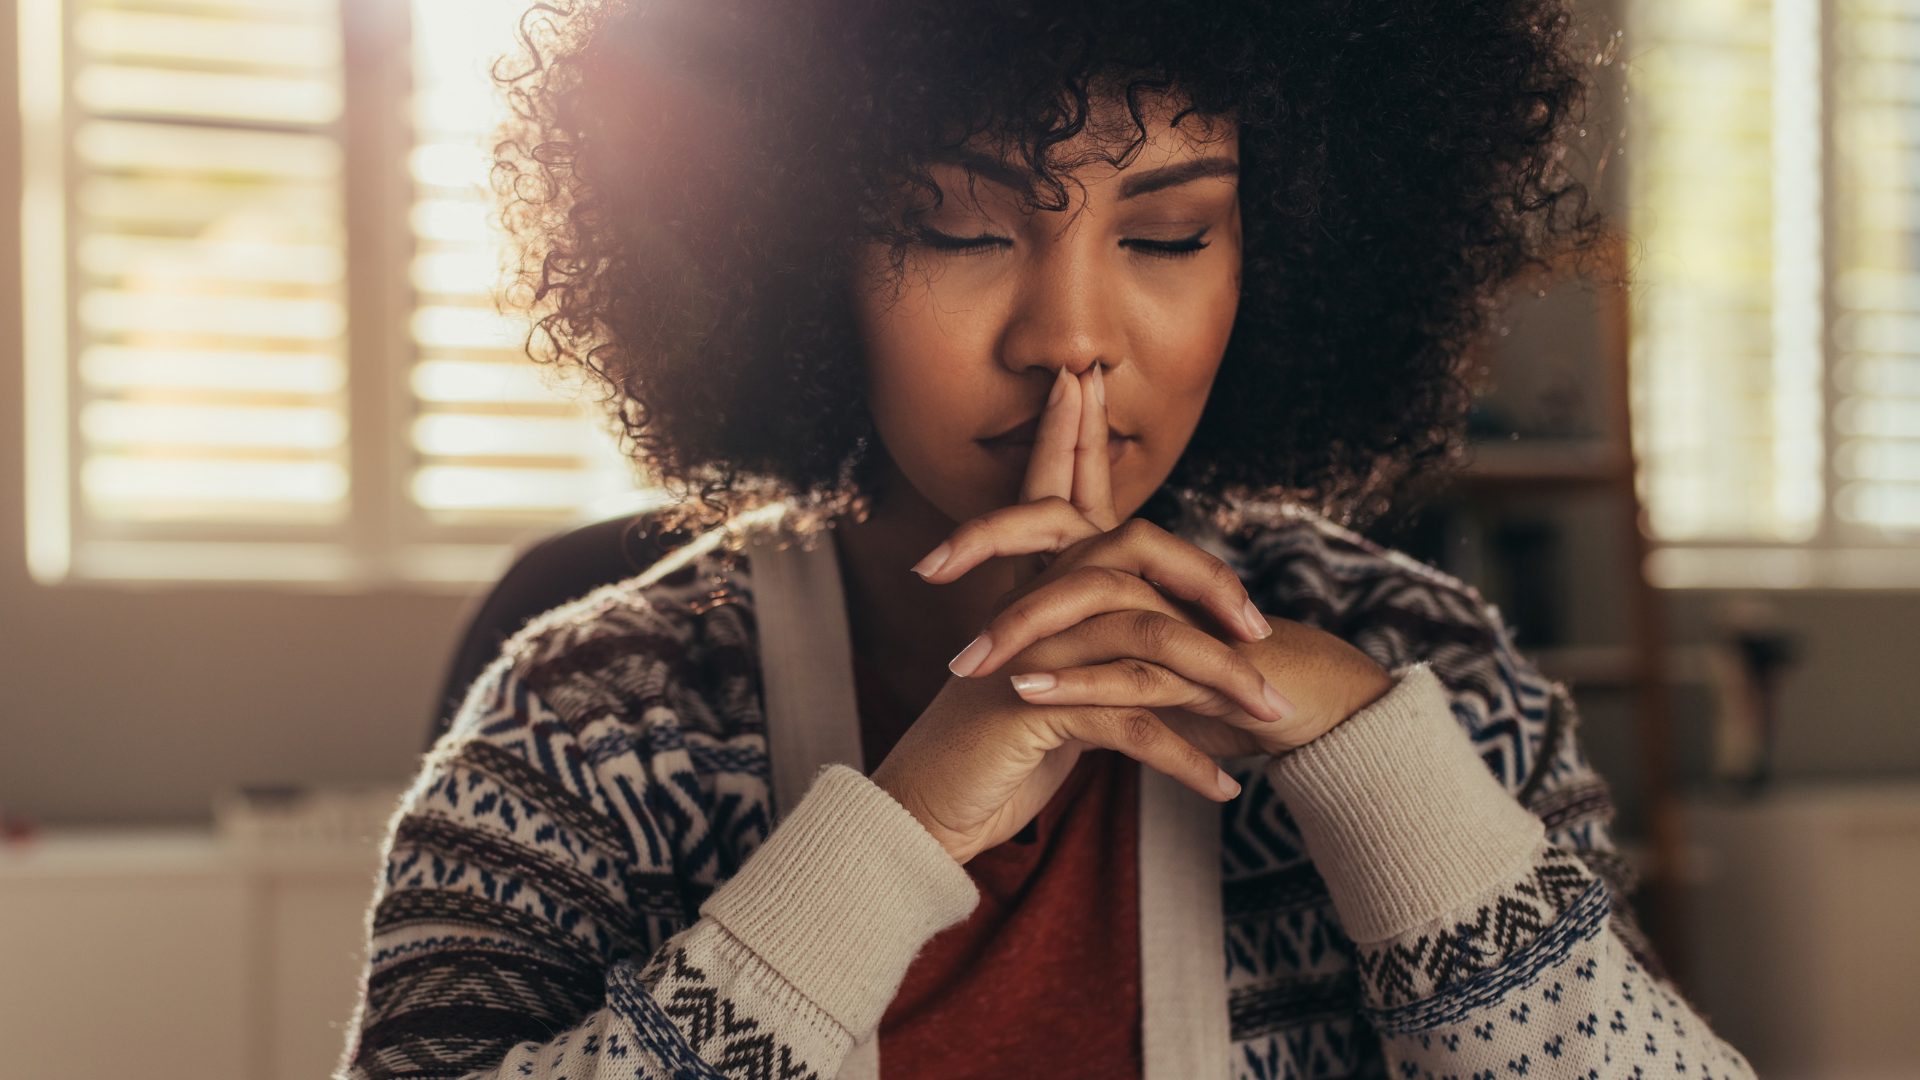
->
<box><xmin>746</xmin><ymin>533</ymin><xmax>866</xmax><ymax>821</ymax></box>
<box><xmin>743</xmin><ymin>534</ymin><xmax>878</xmax><ymax>1080</ymax></box>
<box><xmin>1139</xmin><ymin>764</ymin><xmax>1231</xmax><ymax>1080</ymax></box>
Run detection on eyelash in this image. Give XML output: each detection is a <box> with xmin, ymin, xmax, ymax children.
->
<box><xmin>1121</xmin><ymin>229</ymin><xmax>1211</xmax><ymax>259</ymax></box>
<box><xmin>915</xmin><ymin>227</ymin><xmax>1011</xmax><ymax>254</ymax></box>
<box><xmin>914</xmin><ymin>227</ymin><xmax>1212</xmax><ymax>259</ymax></box>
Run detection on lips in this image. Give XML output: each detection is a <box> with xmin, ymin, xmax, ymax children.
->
<box><xmin>976</xmin><ymin>417</ymin><xmax>1135</xmax><ymax>466</ymax></box>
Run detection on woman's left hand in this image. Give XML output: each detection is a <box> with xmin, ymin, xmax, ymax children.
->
<box><xmin>916</xmin><ymin>364</ymin><xmax>1393</xmax><ymax>757</ymax></box>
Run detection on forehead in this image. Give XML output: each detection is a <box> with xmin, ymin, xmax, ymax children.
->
<box><xmin>937</xmin><ymin>103</ymin><xmax>1239</xmax><ymax>199</ymax></box>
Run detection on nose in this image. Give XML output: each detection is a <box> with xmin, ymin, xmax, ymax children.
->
<box><xmin>996</xmin><ymin>231</ymin><xmax>1124</xmax><ymax>382</ymax></box>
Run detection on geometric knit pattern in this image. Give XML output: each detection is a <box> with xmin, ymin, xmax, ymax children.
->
<box><xmin>1373</xmin><ymin>926</ymin><xmax>1755</xmax><ymax>1079</ymax></box>
<box><xmin>343</xmin><ymin>556</ymin><xmax>774</xmax><ymax>1080</ymax></box>
<box><xmin>339</xmin><ymin>505</ymin><xmax>1745</xmax><ymax>1080</ymax></box>
<box><xmin>1355</xmin><ymin>847</ymin><xmax>1599</xmax><ymax>1010</ymax></box>
<box><xmin>1211</xmin><ymin>512</ymin><xmax>1749</xmax><ymax>1080</ymax></box>
<box><xmin>636</xmin><ymin>937</ymin><xmax>836</xmax><ymax>1080</ymax></box>
<box><xmin>1211</xmin><ymin>512</ymin><xmax>1637</xmax><ymax>1080</ymax></box>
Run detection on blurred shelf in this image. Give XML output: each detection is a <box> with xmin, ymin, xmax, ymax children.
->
<box><xmin>1530</xmin><ymin>645</ymin><xmax>1639</xmax><ymax>686</ymax></box>
<box><xmin>1528</xmin><ymin>644</ymin><xmax>1712</xmax><ymax>688</ymax></box>
<box><xmin>1459</xmin><ymin>439</ymin><xmax>1629</xmax><ymax>489</ymax></box>
<box><xmin>0</xmin><ymin>827</ymin><xmax>382</xmax><ymax>878</ymax></box>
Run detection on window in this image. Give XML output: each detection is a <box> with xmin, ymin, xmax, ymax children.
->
<box><xmin>1631</xmin><ymin>0</ymin><xmax>1920</xmax><ymax>586</ymax></box>
<box><xmin>404</xmin><ymin>0</ymin><xmax>647</xmax><ymax>575</ymax></box>
<box><xmin>19</xmin><ymin>0</ymin><xmax>647</xmax><ymax>586</ymax></box>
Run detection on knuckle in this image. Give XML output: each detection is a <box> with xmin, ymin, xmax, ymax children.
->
<box><xmin>996</xmin><ymin>605</ymin><xmax>1037</xmax><ymax>641</ymax></box>
<box><xmin>1116</xmin><ymin>658</ymin><xmax>1162</xmax><ymax>693</ymax></box>
<box><xmin>1011</xmin><ymin>598</ymin><xmax>1075</xmax><ymax>645</ymax></box>
<box><xmin>1205</xmin><ymin>556</ymin><xmax>1243</xmax><ymax>592</ymax></box>
<box><xmin>1129</xmin><ymin>609</ymin><xmax>1173</xmax><ymax>652</ymax></box>
<box><xmin>951</xmin><ymin>518</ymin><xmax>995</xmax><ymax>550</ymax></box>
<box><xmin>1018</xmin><ymin>633</ymin><xmax>1066</xmax><ymax>670</ymax></box>
<box><xmin>1083</xmin><ymin>565</ymin><xmax>1140</xmax><ymax>598</ymax></box>
<box><xmin>1113</xmin><ymin>707</ymin><xmax>1160</xmax><ymax>750</ymax></box>
<box><xmin>1117</xmin><ymin>518</ymin><xmax>1161</xmax><ymax>545</ymax></box>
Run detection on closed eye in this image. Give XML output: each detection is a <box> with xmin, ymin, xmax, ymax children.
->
<box><xmin>1121</xmin><ymin>229</ymin><xmax>1210</xmax><ymax>259</ymax></box>
<box><xmin>915</xmin><ymin>226</ymin><xmax>1013</xmax><ymax>254</ymax></box>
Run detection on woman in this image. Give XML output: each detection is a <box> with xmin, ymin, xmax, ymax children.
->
<box><xmin>344</xmin><ymin>0</ymin><xmax>1751</xmax><ymax>1077</ymax></box>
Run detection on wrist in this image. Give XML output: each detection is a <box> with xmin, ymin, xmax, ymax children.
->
<box><xmin>868</xmin><ymin>762</ymin><xmax>967</xmax><ymax>864</ymax></box>
<box><xmin>1334</xmin><ymin>664</ymin><xmax>1395</xmax><ymax>725</ymax></box>
<box><xmin>1236</xmin><ymin>617</ymin><xmax>1394</xmax><ymax>750</ymax></box>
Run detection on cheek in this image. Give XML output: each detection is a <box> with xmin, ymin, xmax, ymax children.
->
<box><xmin>1134</xmin><ymin>267</ymin><xmax>1239</xmax><ymax>425</ymax></box>
<box><xmin>864</xmin><ymin>312</ymin><xmax>970</xmax><ymax>446</ymax></box>
<box><xmin>1106</xmin><ymin>263</ymin><xmax>1238</xmax><ymax>510</ymax></box>
<box><xmin>854</xmin><ymin>269</ymin><xmax>1014</xmax><ymax>518</ymax></box>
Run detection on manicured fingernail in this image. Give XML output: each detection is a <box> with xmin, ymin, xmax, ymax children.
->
<box><xmin>912</xmin><ymin>542</ymin><xmax>952</xmax><ymax>578</ymax></box>
<box><xmin>1216</xmin><ymin>768</ymin><xmax>1242</xmax><ymax>799</ymax></box>
<box><xmin>1262</xmin><ymin>681</ymin><xmax>1296</xmax><ymax>722</ymax></box>
<box><xmin>1010</xmin><ymin>672</ymin><xmax>1057</xmax><ymax>696</ymax></box>
<box><xmin>1092</xmin><ymin>363</ymin><xmax>1107</xmax><ymax>406</ymax></box>
<box><xmin>1242</xmin><ymin>598</ymin><xmax>1272</xmax><ymax>639</ymax></box>
<box><xmin>948</xmin><ymin>634</ymin><xmax>993</xmax><ymax>677</ymax></box>
<box><xmin>1048</xmin><ymin>367</ymin><xmax>1070</xmax><ymax>406</ymax></box>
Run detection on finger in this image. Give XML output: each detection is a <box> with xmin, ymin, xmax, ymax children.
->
<box><xmin>1042</xmin><ymin>704</ymin><xmax>1241</xmax><ymax>801</ymax></box>
<box><xmin>1019</xmin><ymin>368</ymin><xmax>1080</xmax><ymax>505</ymax></box>
<box><xmin>912</xmin><ymin>496</ymin><xmax>1102</xmax><ymax>583</ymax></box>
<box><xmin>1013</xmin><ymin>659</ymin><xmax>1246</xmax><ymax>718</ymax></box>
<box><xmin>1072</xmin><ymin>365</ymin><xmax>1118</xmax><ymax>530</ymax></box>
<box><xmin>999</xmin><ymin>609</ymin><xmax>1295</xmax><ymax>723</ymax></box>
<box><xmin>1044</xmin><ymin>518</ymin><xmax>1273</xmax><ymax>642</ymax></box>
<box><xmin>961</xmin><ymin>565</ymin><xmax>1189</xmax><ymax>675</ymax></box>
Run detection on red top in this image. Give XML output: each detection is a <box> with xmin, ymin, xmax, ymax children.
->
<box><xmin>855</xmin><ymin>659</ymin><xmax>1143</xmax><ymax>1079</ymax></box>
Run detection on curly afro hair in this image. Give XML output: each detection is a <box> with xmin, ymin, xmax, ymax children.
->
<box><xmin>496</xmin><ymin>0</ymin><xmax>1602</xmax><ymax>524</ymax></box>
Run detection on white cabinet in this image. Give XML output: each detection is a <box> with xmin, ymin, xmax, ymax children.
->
<box><xmin>1686</xmin><ymin>785</ymin><xmax>1920</xmax><ymax>1080</ymax></box>
<box><xmin>0</xmin><ymin>832</ymin><xmax>382</xmax><ymax>1080</ymax></box>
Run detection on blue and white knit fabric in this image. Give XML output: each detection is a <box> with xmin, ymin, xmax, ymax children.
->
<box><xmin>339</xmin><ymin>513</ymin><xmax>1752</xmax><ymax>1080</ymax></box>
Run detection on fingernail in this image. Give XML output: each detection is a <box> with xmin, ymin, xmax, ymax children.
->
<box><xmin>948</xmin><ymin>634</ymin><xmax>993</xmax><ymax>677</ymax></box>
<box><xmin>1048</xmin><ymin>368</ymin><xmax>1069</xmax><ymax>406</ymax></box>
<box><xmin>1216</xmin><ymin>768</ymin><xmax>1242</xmax><ymax>800</ymax></box>
<box><xmin>1262</xmin><ymin>681</ymin><xmax>1296</xmax><ymax>722</ymax></box>
<box><xmin>1242</xmin><ymin>598</ymin><xmax>1272</xmax><ymax>639</ymax></box>
<box><xmin>1010</xmin><ymin>672</ymin><xmax>1057</xmax><ymax>695</ymax></box>
<box><xmin>912</xmin><ymin>542</ymin><xmax>952</xmax><ymax>578</ymax></box>
<box><xmin>1092</xmin><ymin>364</ymin><xmax>1107</xmax><ymax>406</ymax></box>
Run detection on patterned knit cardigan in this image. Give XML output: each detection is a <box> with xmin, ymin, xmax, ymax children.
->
<box><xmin>341</xmin><ymin>513</ymin><xmax>1753</xmax><ymax>1080</ymax></box>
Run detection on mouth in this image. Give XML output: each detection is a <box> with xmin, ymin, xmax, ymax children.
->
<box><xmin>976</xmin><ymin>417</ymin><xmax>1136</xmax><ymax>467</ymax></box>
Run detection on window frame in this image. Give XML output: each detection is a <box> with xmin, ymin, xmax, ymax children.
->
<box><xmin>18</xmin><ymin>0</ymin><xmax>649</xmax><ymax>590</ymax></box>
<box><xmin>1630</xmin><ymin>0</ymin><xmax>1920</xmax><ymax>589</ymax></box>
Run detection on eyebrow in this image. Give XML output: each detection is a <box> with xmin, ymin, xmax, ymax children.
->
<box><xmin>1117</xmin><ymin>156</ymin><xmax>1240</xmax><ymax>199</ymax></box>
<box><xmin>937</xmin><ymin>150</ymin><xmax>1039</xmax><ymax>196</ymax></box>
<box><xmin>933</xmin><ymin>151</ymin><xmax>1241</xmax><ymax>201</ymax></box>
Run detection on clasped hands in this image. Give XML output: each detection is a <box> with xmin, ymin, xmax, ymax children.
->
<box><xmin>869</xmin><ymin>365</ymin><xmax>1393</xmax><ymax>864</ymax></box>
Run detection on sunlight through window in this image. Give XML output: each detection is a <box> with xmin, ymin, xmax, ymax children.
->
<box><xmin>21</xmin><ymin>0</ymin><xmax>650</xmax><ymax>584</ymax></box>
<box><xmin>406</xmin><ymin>0</ymin><xmax>640</xmax><ymax>525</ymax></box>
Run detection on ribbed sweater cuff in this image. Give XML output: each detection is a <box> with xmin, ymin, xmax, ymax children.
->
<box><xmin>1265</xmin><ymin>665</ymin><xmax>1544</xmax><ymax>944</ymax></box>
<box><xmin>700</xmin><ymin>764</ymin><xmax>979</xmax><ymax>1038</ymax></box>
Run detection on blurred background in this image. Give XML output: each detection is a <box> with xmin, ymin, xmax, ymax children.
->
<box><xmin>0</xmin><ymin>0</ymin><xmax>1915</xmax><ymax>1077</ymax></box>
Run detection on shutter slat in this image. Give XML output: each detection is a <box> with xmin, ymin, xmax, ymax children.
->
<box><xmin>1836</xmin><ymin>1</ymin><xmax>1920</xmax><ymax>532</ymax></box>
<box><xmin>69</xmin><ymin>0</ymin><xmax>351</xmax><ymax>531</ymax></box>
<box><xmin>405</xmin><ymin>0</ymin><xmax>639</xmax><ymax>528</ymax></box>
